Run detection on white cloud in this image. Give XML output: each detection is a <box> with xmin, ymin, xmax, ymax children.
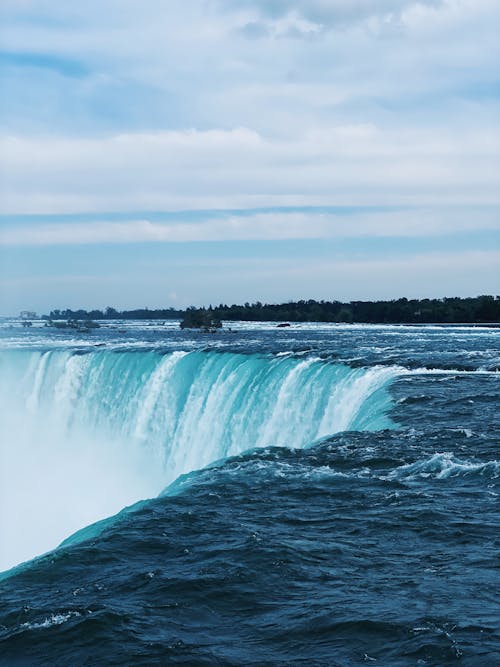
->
<box><xmin>1</xmin><ymin>124</ymin><xmax>498</xmax><ymax>215</ymax></box>
<box><xmin>1</xmin><ymin>0</ymin><xmax>499</xmax><ymax>138</ymax></box>
<box><xmin>221</xmin><ymin>0</ymin><xmax>444</xmax><ymax>28</ymax></box>
<box><xmin>1</xmin><ymin>208</ymin><xmax>499</xmax><ymax>246</ymax></box>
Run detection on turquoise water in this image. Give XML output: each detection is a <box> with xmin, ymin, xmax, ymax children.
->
<box><xmin>0</xmin><ymin>321</ymin><xmax>498</xmax><ymax>665</ymax></box>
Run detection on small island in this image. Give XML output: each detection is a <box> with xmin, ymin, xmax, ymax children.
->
<box><xmin>180</xmin><ymin>308</ymin><xmax>222</xmax><ymax>331</ymax></box>
<box><xmin>45</xmin><ymin>318</ymin><xmax>101</xmax><ymax>332</ymax></box>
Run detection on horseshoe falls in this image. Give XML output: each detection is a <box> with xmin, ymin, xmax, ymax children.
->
<box><xmin>0</xmin><ymin>322</ymin><xmax>499</xmax><ymax>666</ymax></box>
<box><xmin>0</xmin><ymin>348</ymin><xmax>395</xmax><ymax>570</ymax></box>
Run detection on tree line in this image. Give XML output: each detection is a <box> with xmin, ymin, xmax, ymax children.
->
<box><xmin>45</xmin><ymin>306</ymin><xmax>184</xmax><ymax>321</ymax></box>
<box><xmin>44</xmin><ymin>295</ymin><xmax>500</xmax><ymax>324</ymax></box>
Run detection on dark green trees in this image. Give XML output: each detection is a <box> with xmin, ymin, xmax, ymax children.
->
<box><xmin>180</xmin><ymin>308</ymin><xmax>222</xmax><ymax>330</ymax></box>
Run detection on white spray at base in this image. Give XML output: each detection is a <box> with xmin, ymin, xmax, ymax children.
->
<box><xmin>0</xmin><ymin>349</ymin><xmax>396</xmax><ymax>570</ymax></box>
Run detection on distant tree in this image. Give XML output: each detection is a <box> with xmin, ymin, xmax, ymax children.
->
<box><xmin>336</xmin><ymin>307</ymin><xmax>353</xmax><ymax>323</ymax></box>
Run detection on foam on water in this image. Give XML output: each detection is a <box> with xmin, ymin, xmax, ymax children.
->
<box><xmin>390</xmin><ymin>452</ymin><xmax>500</xmax><ymax>480</ymax></box>
<box><xmin>20</xmin><ymin>612</ymin><xmax>83</xmax><ymax>631</ymax></box>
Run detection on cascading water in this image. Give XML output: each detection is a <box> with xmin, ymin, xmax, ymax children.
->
<box><xmin>2</xmin><ymin>323</ymin><xmax>498</xmax><ymax>666</ymax></box>
<box><xmin>0</xmin><ymin>349</ymin><xmax>397</xmax><ymax>570</ymax></box>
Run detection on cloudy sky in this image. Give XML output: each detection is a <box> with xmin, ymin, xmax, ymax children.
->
<box><xmin>0</xmin><ymin>0</ymin><xmax>499</xmax><ymax>314</ymax></box>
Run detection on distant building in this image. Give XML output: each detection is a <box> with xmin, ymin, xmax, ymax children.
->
<box><xmin>20</xmin><ymin>311</ymin><xmax>37</xmax><ymax>319</ymax></box>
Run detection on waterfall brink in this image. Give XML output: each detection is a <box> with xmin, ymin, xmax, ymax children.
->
<box><xmin>0</xmin><ymin>349</ymin><xmax>396</xmax><ymax>569</ymax></box>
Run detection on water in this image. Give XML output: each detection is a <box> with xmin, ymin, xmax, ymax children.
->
<box><xmin>0</xmin><ymin>321</ymin><xmax>498</xmax><ymax>665</ymax></box>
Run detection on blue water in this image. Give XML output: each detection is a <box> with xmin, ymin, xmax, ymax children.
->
<box><xmin>0</xmin><ymin>321</ymin><xmax>498</xmax><ymax>665</ymax></box>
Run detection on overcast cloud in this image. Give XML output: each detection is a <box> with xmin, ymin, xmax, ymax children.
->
<box><xmin>0</xmin><ymin>0</ymin><xmax>498</xmax><ymax>311</ymax></box>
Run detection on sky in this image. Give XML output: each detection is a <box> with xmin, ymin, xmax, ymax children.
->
<box><xmin>0</xmin><ymin>0</ymin><xmax>499</xmax><ymax>315</ymax></box>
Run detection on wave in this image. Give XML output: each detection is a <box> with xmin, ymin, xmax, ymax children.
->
<box><xmin>397</xmin><ymin>394</ymin><xmax>432</xmax><ymax>404</ymax></box>
<box><xmin>389</xmin><ymin>452</ymin><xmax>500</xmax><ymax>481</ymax></box>
<box><xmin>399</xmin><ymin>367</ymin><xmax>500</xmax><ymax>376</ymax></box>
<box><xmin>20</xmin><ymin>611</ymin><xmax>83</xmax><ymax>631</ymax></box>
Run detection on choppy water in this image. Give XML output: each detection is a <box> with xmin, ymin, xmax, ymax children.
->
<box><xmin>0</xmin><ymin>321</ymin><xmax>498</xmax><ymax>665</ymax></box>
